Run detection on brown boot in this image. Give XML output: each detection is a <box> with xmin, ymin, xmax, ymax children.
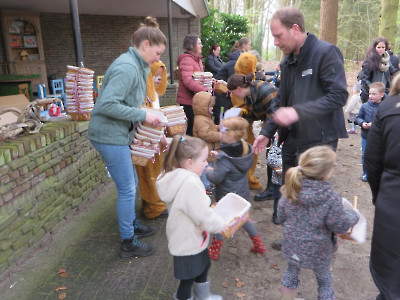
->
<box><xmin>250</xmin><ymin>234</ymin><xmax>266</xmax><ymax>254</ymax></box>
<box><xmin>208</xmin><ymin>237</ymin><xmax>223</xmax><ymax>260</ymax></box>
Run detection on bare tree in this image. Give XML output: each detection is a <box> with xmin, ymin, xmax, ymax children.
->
<box><xmin>319</xmin><ymin>0</ymin><xmax>338</xmax><ymax>45</ymax></box>
<box><xmin>379</xmin><ymin>0</ymin><xmax>399</xmax><ymax>45</ymax></box>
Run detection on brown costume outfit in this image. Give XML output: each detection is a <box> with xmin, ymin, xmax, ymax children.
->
<box><xmin>136</xmin><ymin>62</ymin><xmax>167</xmax><ymax>219</ymax></box>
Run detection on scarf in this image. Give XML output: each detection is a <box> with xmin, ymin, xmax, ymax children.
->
<box><xmin>379</xmin><ymin>51</ymin><xmax>390</xmax><ymax>72</ymax></box>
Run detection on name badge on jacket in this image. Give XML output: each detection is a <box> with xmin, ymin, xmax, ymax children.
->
<box><xmin>302</xmin><ymin>69</ymin><xmax>313</xmax><ymax>77</ymax></box>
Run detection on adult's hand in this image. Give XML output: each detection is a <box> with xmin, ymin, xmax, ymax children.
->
<box><xmin>273</xmin><ymin>107</ymin><xmax>299</xmax><ymax>127</ymax></box>
<box><xmin>145</xmin><ymin>112</ymin><xmax>161</xmax><ymax>127</ymax></box>
<box><xmin>253</xmin><ymin>135</ymin><xmax>270</xmax><ymax>154</ymax></box>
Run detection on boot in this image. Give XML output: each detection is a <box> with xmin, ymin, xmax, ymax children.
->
<box><xmin>174</xmin><ymin>292</ymin><xmax>194</xmax><ymax>300</ymax></box>
<box><xmin>208</xmin><ymin>237</ymin><xmax>223</xmax><ymax>260</ymax></box>
<box><xmin>193</xmin><ymin>278</ymin><xmax>223</xmax><ymax>300</ymax></box>
<box><xmin>250</xmin><ymin>234</ymin><xmax>266</xmax><ymax>254</ymax></box>
<box><xmin>272</xmin><ymin>212</ymin><xmax>281</xmax><ymax>225</ymax></box>
<box><xmin>133</xmin><ymin>219</ymin><xmax>156</xmax><ymax>237</ymax></box>
<box><xmin>281</xmin><ymin>285</ymin><xmax>304</xmax><ymax>300</ymax></box>
<box><xmin>254</xmin><ymin>184</ymin><xmax>274</xmax><ymax>201</ymax></box>
<box><xmin>120</xmin><ymin>235</ymin><xmax>155</xmax><ymax>258</ymax></box>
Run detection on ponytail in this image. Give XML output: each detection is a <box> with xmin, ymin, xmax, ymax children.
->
<box><xmin>227</xmin><ymin>73</ymin><xmax>255</xmax><ymax>90</ymax></box>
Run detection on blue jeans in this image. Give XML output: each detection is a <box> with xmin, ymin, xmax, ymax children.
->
<box><xmin>361</xmin><ymin>137</ymin><xmax>367</xmax><ymax>176</ymax></box>
<box><xmin>91</xmin><ymin>141</ymin><xmax>138</xmax><ymax>240</ymax></box>
<box><xmin>201</xmin><ymin>162</ymin><xmax>213</xmax><ymax>190</ymax></box>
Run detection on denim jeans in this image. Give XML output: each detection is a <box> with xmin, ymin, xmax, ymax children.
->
<box><xmin>361</xmin><ymin>137</ymin><xmax>367</xmax><ymax>176</ymax></box>
<box><xmin>91</xmin><ymin>140</ymin><xmax>138</xmax><ymax>240</ymax></box>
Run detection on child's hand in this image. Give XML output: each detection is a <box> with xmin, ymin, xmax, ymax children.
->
<box><xmin>222</xmin><ymin>224</ymin><xmax>230</xmax><ymax>233</ymax></box>
<box><xmin>206</xmin><ymin>165</ymin><xmax>214</xmax><ymax>172</ymax></box>
<box><xmin>210</xmin><ymin>150</ymin><xmax>218</xmax><ymax>157</ymax></box>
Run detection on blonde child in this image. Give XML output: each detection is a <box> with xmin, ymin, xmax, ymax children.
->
<box><xmin>156</xmin><ymin>135</ymin><xmax>227</xmax><ymax>300</ymax></box>
<box><xmin>278</xmin><ymin>145</ymin><xmax>359</xmax><ymax>300</ymax></box>
<box><xmin>193</xmin><ymin>91</ymin><xmax>221</xmax><ymax>194</ymax></box>
<box><xmin>345</xmin><ymin>81</ymin><xmax>362</xmax><ymax>134</ymax></box>
<box><xmin>206</xmin><ymin>117</ymin><xmax>266</xmax><ymax>260</ymax></box>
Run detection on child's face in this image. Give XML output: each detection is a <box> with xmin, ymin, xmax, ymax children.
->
<box><xmin>375</xmin><ymin>42</ymin><xmax>386</xmax><ymax>56</ymax></box>
<box><xmin>220</xmin><ymin>131</ymin><xmax>237</xmax><ymax>144</ymax></box>
<box><xmin>153</xmin><ymin>67</ymin><xmax>163</xmax><ymax>88</ymax></box>
<box><xmin>369</xmin><ymin>88</ymin><xmax>384</xmax><ymax>103</ymax></box>
<box><xmin>185</xmin><ymin>146</ymin><xmax>209</xmax><ymax>176</ymax></box>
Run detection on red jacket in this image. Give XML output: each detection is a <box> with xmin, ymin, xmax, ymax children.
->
<box><xmin>176</xmin><ymin>51</ymin><xmax>207</xmax><ymax>105</ymax></box>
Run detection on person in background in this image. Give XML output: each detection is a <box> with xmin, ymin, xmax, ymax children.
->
<box><xmin>249</xmin><ymin>49</ymin><xmax>267</xmax><ymax>81</ymax></box>
<box><xmin>88</xmin><ymin>17</ymin><xmax>166</xmax><ymax>258</ymax></box>
<box><xmin>206</xmin><ymin>117</ymin><xmax>266</xmax><ymax>260</ymax></box>
<box><xmin>156</xmin><ymin>135</ymin><xmax>227</xmax><ymax>300</ymax></box>
<box><xmin>176</xmin><ymin>34</ymin><xmax>208</xmax><ymax>136</ymax></box>
<box><xmin>278</xmin><ymin>145</ymin><xmax>359</xmax><ymax>300</ymax></box>
<box><xmin>365</xmin><ymin>72</ymin><xmax>400</xmax><ymax>300</ymax></box>
<box><xmin>387</xmin><ymin>42</ymin><xmax>399</xmax><ymax>73</ymax></box>
<box><xmin>213</xmin><ymin>37</ymin><xmax>251</xmax><ymax>125</ymax></box>
<box><xmin>136</xmin><ymin>61</ymin><xmax>168</xmax><ymax>219</ymax></box>
<box><xmin>344</xmin><ymin>81</ymin><xmax>362</xmax><ymax>134</ymax></box>
<box><xmin>205</xmin><ymin>44</ymin><xmax>224</xmax><ymax>78</ymax></box>
<box><xmin>358</xmin><ymin>37</ymin><xmax>396</xmax><ymax>102</ymax></box>
<box><xmin>356</xmin><ymin>81</ymin><xmax>384</xmax><ymax>182</ymax></box>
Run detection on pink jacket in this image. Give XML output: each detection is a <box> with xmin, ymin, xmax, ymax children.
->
<box><xmin>176</xmin><ymin>51</ymin><xmax>207</xmax><ymax>105</ymax></box>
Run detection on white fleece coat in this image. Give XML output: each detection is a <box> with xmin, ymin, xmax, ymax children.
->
<box><xmin>156</xmin><ymin>168</ymin><xmax>225</xmax><ymax>256</ymax></box>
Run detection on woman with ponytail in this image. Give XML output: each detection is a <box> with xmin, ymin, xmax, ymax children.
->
<box><xmin>88</xmin><ymin>16</ymin><xmax>167</xmax><ymax>258</ymax></box>
<box><xmin>277</xmin><ymin>145</ymin><xmax>359</xmax><ymax>300</ymax></box>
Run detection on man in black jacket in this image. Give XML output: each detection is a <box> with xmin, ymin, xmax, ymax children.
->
<box><xmin>254</xmin><ymin>7</ymin><xmax>348</xmax><ymax>176</ymax></box>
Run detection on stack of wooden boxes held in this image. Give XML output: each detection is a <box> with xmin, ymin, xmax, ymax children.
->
<box><xmin>193</xmin><ymin>71</ymin><xmax>213</xmax><ymax>91</ymax></box>
<box><xmin>65</xmin><ymin>65</ymin><xmax>95</xmax><ymax>121</ymax></box>
<box><xmin>130</xmin><ymin>107</ymin><xmax>168</xmax><ymax>167</ymax></box>
<box><xmin>160</xmin><ymin>105</ymin><xmax>186</xmax><ymax>136</ymax></box>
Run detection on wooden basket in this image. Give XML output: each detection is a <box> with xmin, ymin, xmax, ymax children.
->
<box><xmin>131</xmin><ymin>154</ymin><xmax>149</xmax><ymax>167</ymax></box>
<box><xmin>166</xmin><ymin>123</ymin><xmax>185</xmax><ymax>137</ymax></box>
<box><xmin>69</xmin><ymin>112</ymin><xmax>91</xmax><ymax>121</ymax></box>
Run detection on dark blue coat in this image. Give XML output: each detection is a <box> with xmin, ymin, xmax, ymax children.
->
<box><xmin>356</xmin><ymin>100</ymin><xmax>381</xmax><ymax>139</ymax></box>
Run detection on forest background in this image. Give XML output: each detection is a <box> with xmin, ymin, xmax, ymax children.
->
<box><xmin>202</xmin><ymin>0</ymin><xmax>400</xmax><ymax>67</ymax></box>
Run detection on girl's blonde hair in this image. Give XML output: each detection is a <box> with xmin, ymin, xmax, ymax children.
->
<box><xmin>221</xmin><ymin>117</ymin><xmax>249</xmax><ymax>141</ymax></box>
<box><xmin>281</xmin><ymin>145</ymin><xmax>336</xmax><ymax>203</ymax></box>
<box><xmin>161</xmin><ymin>135</ymin><xmax>207</xmax><ymax>174</ymax></box>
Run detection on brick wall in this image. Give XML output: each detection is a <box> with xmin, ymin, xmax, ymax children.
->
<box><xmin>39</xmin><ymin>13</ymin><xmax>201</xmax><ymax>81</ymax></box>
<box><xmin>0</xmin><ymin>121</ymin><xmax>109</xmax><ymax>275</ymax></box>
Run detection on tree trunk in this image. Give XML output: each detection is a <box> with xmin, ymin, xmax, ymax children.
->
<box><xmin>379</xmin><ymin>0</ymin><xmax>399</xmax><ymax>45</ymax></box>
<box><xmin>319</xmin><ymin>0</ymin><xmax>338</xmax><ymax>45</ymax></box>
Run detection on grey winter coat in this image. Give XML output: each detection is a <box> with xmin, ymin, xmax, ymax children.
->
<box><xmin>206</xmin><ymin>142</ymin><xmax>253</xmax><ymax>201</ymax></box>
<box><xmin>278</xmin><ymin>179</ymin><xmax>359</xmax><ymax>269</ymax></box>
<box><xmin>355</xmin><ymin>99</ymin><xmax>381</xmax><ymax>139</ymax></box>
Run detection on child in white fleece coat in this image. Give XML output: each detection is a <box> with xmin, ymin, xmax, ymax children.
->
<box><xmin>156</xmin><ymin>135</ymin><xmax>227</xmax><ymax>300</ymax></box>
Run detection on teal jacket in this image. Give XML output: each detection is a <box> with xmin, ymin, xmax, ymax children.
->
<box><xmin>88</xmin><ymin>47</ymin><xmax>149</xmax><ymax>145</ymax></box>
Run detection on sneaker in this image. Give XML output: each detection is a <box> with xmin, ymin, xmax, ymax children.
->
<box><xmin>120</xmin><ymin>236</ymin><xmax>155</xmax><ymax>258</ymax></box>
<box><xmin>347</xmin><ymin>129</ymin><xmax>357</xmax><ymax>134</ymax></box>
<box><xmin>133</xmin><ymin>219</ymin><xmax>156</xmax><ymax>237</ymax></box>
<box><xmin>361</xmin><ymin>174</ymin><xmax>368</xmax><ymax>182</ymax></box>
<box><xmin>206</xmin><ymin>186</ymin><xmax>215</xmax><ymax>196</ymax></box>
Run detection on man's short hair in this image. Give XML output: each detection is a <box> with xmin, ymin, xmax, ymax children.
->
<box><xmin>271</xmin><ymin>7</ymin><xmax>305</xmax><ymax>32</ymax></box>
<box><xmin>370</xmin><ymin>82</ymin><xmax>385</xmax><ymax>94</ymax></box>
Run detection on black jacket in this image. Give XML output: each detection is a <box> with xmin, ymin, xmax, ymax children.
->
<box><xmin>364</xmin><ymin>94</ymin><xmax>400</xmax><ymax>298</ymax></box>
<box><xmin>215</xmin><ymin>50</ymin><xmax>240</xmax><ymax>81</ymax></box>
<box><xmin>205</xmin><ymin>54</ymin><xmax>224</xmax><ymax>77</ymax></box>
<box><xmin>261</xmin><ymin>33</ymin><xmax>348</xmax><ymax>147</ymax></box>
